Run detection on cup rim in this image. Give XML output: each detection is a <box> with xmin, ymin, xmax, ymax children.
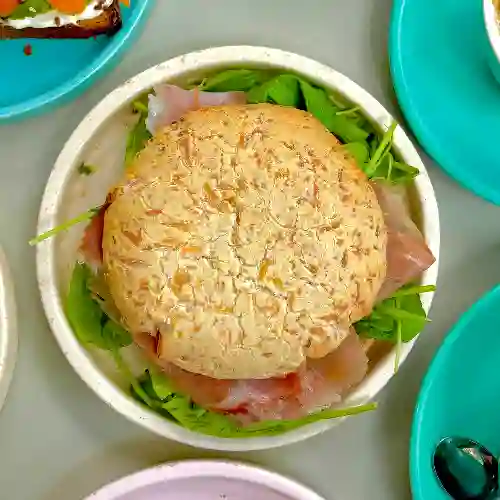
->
<box><xmin>36</xmin><ymin>45</ymin><xmax>441</xmax><ymax>451</ymax></box>
<box><xmin>85</xmin><ymin>460</ymin><xmax>325</xmax><ymax>500</ymax></box>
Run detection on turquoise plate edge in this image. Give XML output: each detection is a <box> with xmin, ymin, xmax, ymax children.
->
<box><xmin>409</xmin><ymin>284</ymin><xmax>500</xmax><ymax>499</ymax></box>
<box><xmin>389</xmin><ymin>0</ymin><xmax>500</xmax><ymax>206</ymax></box>
<box><xmin>0</xmin><ymin>0</ymin><xmax>155</xmax><ymax>123</ymax></box>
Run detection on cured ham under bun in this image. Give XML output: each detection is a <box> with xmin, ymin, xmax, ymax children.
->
<box><xmin>102</xmin><ymin>103</ymin><xmax>388</xmax><ymax>380</ymax></box>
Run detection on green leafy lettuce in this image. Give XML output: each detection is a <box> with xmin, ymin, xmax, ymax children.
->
<box><xmin>354</xmin><ymin>284</ymin><xmax>436</xmax><ymax>371</ymax></box>
<box><xmin>66</xmin><ymin>263</ymin><xmax>131</xmax><ymax>349</ymax></box>
<box><xmin>66</xmin><ymin>263</ymin><xmax>157</xmax><ymax>407</ymax></box>
<box><xmin>29</xmin><ymin>207</ymin><xmax>99</xmax><ymax>246</ymax></box>
<box><xmin>200</xmin><ymin>69</ymin><xmax>271</xmax><ymax>92</ymax></box>
<box><xmin>354</xmin><ymin>284</ymin><xmax>436</xmax><ymax>343</ymax></box>
<box><xmin>125</xmin><ymin>94</ymin><xmax>152</xmax><ymax>168</ymax></box>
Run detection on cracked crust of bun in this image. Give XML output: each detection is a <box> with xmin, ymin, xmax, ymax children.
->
<box><xmin>0</xmin><ymin>1</ymin><xmax>122</xmax><ymax>39</ymax></box>
<box><xmin>103</xmin><ymin>103</ymin><xmax>387</xmax><ymax>380</ymax></box>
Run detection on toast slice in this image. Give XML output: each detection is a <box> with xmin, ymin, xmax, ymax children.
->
<box><xmin>0</xmin><ymin>0</ymin><xmax>123</xmax><ymax>40</ymax></box>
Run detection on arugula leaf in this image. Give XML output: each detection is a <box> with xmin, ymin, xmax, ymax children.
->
<box><xmin>149</xmin><ymin>369</ymin><xmax>175</xmax><ymax>399</ymax></box>
<box><xmin>78</xmin><ymin>163</ymin><xmax>97</xmax><ymax>176</ymax></box>
<box><xmin>298</xmin><ymin>80</ymin><xmax>369</xmax><ymax>144</ymax></box>
<box><xmin>101</xmin><ymin>319</ymin><xmax>132</xmax><ymax>349</ymax></box>
<box><xmin>125</xmin><ymin>101</ymin><xmax>152</xmax><ymax>168</ymax></box>
<box><xmin>394</xmin><ymin>307</ymin><xmax>403</xmax><ymax>373</ymax></box>
<box><xmin>370</xmin><ymin>151</ymin><xmax>395</xmax><ymax>181</ymax></box>
<box><xmin>131</xmin><ymin>370</ymin><xmax>165</xmax><ymax>403</ymax></box>
<box><xmin>238</xmin><ymin>403</ymin><xmax>378</xmax><ymax>436</ymax></box>
<box><xmin>391</xmin><ymin>284</ymin><xmax>436</xmax><ymax>297</ymax></box>
<box><xmin>66</xmin><ymin>263</ymin><xmax>108</xmax><ymax>348</ymax></box>
<box><xmin>200</xmin><ymin>69</ymin><xmax>270</xmax><ymax>92</ymax></box>
<box><xmin>336</xmin><ymin>106</ymin><xmax>361</xmax><ymax>117</ymax></box>
<box><xmin>113</xmin><ymin>351</ymin><xmax>158</xmax><ymax>409</ymax></box>
<box><xmin>7</xmin><ymin>0</ymin><xmax>52</xmax><ymax>19</ymax></box>
<box><xmin>161</xmin><ymin>397</ymin><xmax>238</xmax><ymax>436</ymax></box>
<box><xmin>365</xmin><ymin>122</ymin><xmax>397</xmax><ymax>176</ymax></box>
<box><xmin>130</xmin><ymin>370</ymin><xmax>240</xmax><ymax>434</ymax></box>
<box><xmin>66</xmin><ymin>263</ymin><xmax>132</xmax><ymax>350</ymax></box>
<box><xmin>344</xmin><ymin>142</ymin><xmax>370</xmax><ymax>166</ymax></box>
<box><xmin>247</xmin><ymin>74</ymin><xmax>302</xmax><ymax>107</ymax></box>
<box><xmin>132</xmin><ymin>370</ymin><xmax>378</xmax><ymax>438</ymax></box>
<box><xmin>328</xmin><ymin>92</ymin><xmax>351</xmax><ymax>111</ymax></box>
<box><xmin>355</xmin><ymin>284</ymin><xmax>436</xmax><ymax>343</ymax></box>
<box><xmin>131</xmin><ymin>92</ymin><xmax>150</xmax><ymax>115</ymax></box>
<box><xmin>369</xmin><ymin>151</ymin><xmax>419</xmax><ymax>184</ymax></box>
<box><xmin>246</xmin><ymin>74</ymin><xmax>368</xmax><ymax>144</ymax></box>
<box><xmin>363</xmin><ymin>124</ymin><xmax>420</xmax><ymax>183</ymax></box>
<box><xmin>29</xmin><ymin>207</ymin><xmax>100</xmax><ymax>246</ymax></box>
<box><xmin>391</xmin><ymin>161</ymin><xmax>420</xmax><ymax>183</ymax></box>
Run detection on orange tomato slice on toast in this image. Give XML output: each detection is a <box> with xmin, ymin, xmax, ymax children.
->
<box><xmin>0</xmin><ymin>0</ymin><xmax>20</xmax><ymax>17</ymax></box>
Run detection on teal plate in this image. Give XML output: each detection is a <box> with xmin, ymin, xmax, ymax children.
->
<box><xmin>0</xmin><ymin>0</ymin><xmax>153</xmax><ymax>122</ymax></box>
<box><xmin>389</xmin><ymin>0</ymin><xmax>500</xmax><ymax>205</ymax></box>
<box><xmin>410</xmin><ymin>285</ymin><xmax>500</xmax><ymax>499</ymax></box>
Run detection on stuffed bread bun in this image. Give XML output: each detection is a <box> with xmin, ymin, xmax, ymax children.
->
<box><xmin>103</xmin><ymin>103</ymin><xmax>387</xmax><ymax>380</ymax></box>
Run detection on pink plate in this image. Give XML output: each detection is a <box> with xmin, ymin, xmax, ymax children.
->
<box><xmin>85</xmin><ymin>460</ymin><xmax>326</xmax><ymax>500</ymax></box>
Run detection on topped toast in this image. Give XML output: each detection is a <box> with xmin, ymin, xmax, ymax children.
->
<box><xmin>0</xmin><ymin>0</ymin><xmax>126</xmax><ymax>39</ymax></box>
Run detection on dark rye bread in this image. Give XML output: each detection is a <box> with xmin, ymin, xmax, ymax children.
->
<box><xmin>0</xmin><ymin>0</ymin><xmax>122</xmax><ymax>40</ymax></box>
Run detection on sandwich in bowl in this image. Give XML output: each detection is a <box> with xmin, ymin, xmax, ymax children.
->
<box><xmin>0</xmin><ymin>0</ymin><xmax>128</xmax><ymax>39</ymax></box>
<box><xmin>33</xmin><ymin>70</ymin><xmax>437</xmax><ymax>437</ymax></box>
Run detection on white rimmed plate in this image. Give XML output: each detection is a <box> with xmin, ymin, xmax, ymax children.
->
<box><xmin>36</xmin><ymin>46</ymin><xmax>440</xmax><ymax>451</ymax></box>
<box><xmin>85</xmin><ymin>460</ymin><xmax>326</xmax><ymax>500</ymax></box>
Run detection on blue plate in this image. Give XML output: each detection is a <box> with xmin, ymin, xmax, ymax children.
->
<box><xmin>389</xmin><ymin>0</ymin><xmax>500</xmax><ymax>205</ymax></box>
<box><xmin>410</xmin><ymin>285</ymin><xmax>500</xmax><ymax>499</ymax></box>
<box><xmin>0</xmin><ymin>0</ymin><xmax>153</xmax><ymax>122</ymax></box>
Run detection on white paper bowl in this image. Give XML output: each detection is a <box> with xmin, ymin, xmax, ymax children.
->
<box><xmin>36</xmin><ymin>46</ymin><xmax>440</xmax><ymax>451</ymax></box>
<box><xmin>484</xmin><ymin>0</ymin><xmax>500</xmax><ymax>84</ymax></box>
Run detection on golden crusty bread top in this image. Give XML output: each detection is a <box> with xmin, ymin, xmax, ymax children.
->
<box><xmin>102</xmin><ymin>103</ymin><xmax>387</xmax><ymax>379</ymax></box>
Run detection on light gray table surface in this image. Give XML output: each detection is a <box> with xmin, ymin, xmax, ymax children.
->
<box><xmin>1</xmin><ymin>1</ymin><xmax>499</xmax><ymax>499</ymax></box>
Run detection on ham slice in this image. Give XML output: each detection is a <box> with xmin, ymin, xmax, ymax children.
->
<box><xmin>134</xmin><ymin>332</ymin><xmax>233</xmax><ymax>407</ymax></box>
<box><xmin>135</xmin><ymin>330</ymin><xmax>367</xmax><ymax>424</ymax></box>
<box><xmin>80</xmin><ymin>204</ymin><xmax>107</xmax><ymax>267</ymax></box>
<box><xmin>214</xmin><ymin>332</ymin><xmax>368</xmax><ymax>424</ymax></box>
<box><xmin>372</xmin><ymin>182</ymin><xmax>436</xmax><ymax>299</ymax></box>
<box><xmin>146</xmin><ymin>84</ymin><xmax>247</xmax><ymax>135</ymax></box>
